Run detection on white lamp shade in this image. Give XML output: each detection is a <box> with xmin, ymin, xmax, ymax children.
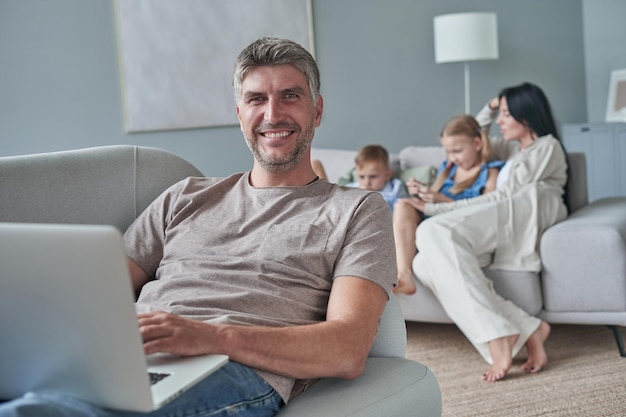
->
<box><xmin>434</xmin><ymin>12</ymin><xmax>499</xmax><ymax>63</ymax></box>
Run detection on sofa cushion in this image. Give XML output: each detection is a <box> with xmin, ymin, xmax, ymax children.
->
<box><xmin>400</xmin><ymin>261</ymin><xmax>543</xmax><ymax>323</ymax></box>
<box><xmin>398</xmin><ymin>146</ymin><xmax>446</xmax><ymax>170</ymax></box>
<box><xmin>336</xmin><ymin>167</ymin><xmax>357</xmax><ymax>186</ymax></box>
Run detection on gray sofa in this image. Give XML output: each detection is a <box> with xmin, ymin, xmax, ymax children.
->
<box><xmin>311</xmin><ymin>146</ymin><xmax>626</xmax><ymax>356</ymax></box>
<box><xmin>0</xmin><ymin>145</ymin><xmax>442</xmax><ymax>417</ymax></box>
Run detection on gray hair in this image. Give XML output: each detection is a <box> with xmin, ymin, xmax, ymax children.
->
<box><xmin>232</xmin><ymin>37</ymin><xmax>320</xmax><ymax>104</ymax></box>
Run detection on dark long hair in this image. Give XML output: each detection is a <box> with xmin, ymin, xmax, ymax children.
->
<box><xmin>499</xmin><ymin>82</ymin><xmax>570</xmax><ymax>212</ymax></box>
<box><xmin>498</xmin><ymin>82</ymin><xmax>559</xmax><ymax>139</ymax></box>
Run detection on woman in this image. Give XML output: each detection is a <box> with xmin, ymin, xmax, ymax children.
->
<box><xmin>412</xmin><ymin>82</ymin><xmax>568</xmax><ymax>381</ymax></box>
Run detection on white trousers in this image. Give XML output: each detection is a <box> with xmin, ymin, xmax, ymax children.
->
<box><xmin>414</xmin><ymin>202</ymin><xmax>540</xmax><ymax>364</ymax></box>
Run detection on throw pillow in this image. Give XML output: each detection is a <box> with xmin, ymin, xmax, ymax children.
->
<box><xmin>398</xmin><ymin>166</ymin><xmax>437</xmax><ymax>187</ymax></box>
<box><xmin>337</xmin><ymin>167</ymin><xmax>357</xmax><ymax>186</ymax></box>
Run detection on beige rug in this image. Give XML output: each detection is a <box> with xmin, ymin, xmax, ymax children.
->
<box><xmin>405</xmin><ymin>322</ymin><xmax>626</xmax><ymax>417</ymax></box>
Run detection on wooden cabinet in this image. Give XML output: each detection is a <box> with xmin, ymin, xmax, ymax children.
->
<box><xmin>562</xmin><ymin>122</ymin><xmax>626</xmax><ymax>202</ymax></box>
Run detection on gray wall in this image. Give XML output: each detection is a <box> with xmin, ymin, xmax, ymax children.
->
<box><xmin>312</xmin><ymin>0</ymin><xmax>587</xmax><ymax>150</ymax></box>
<box><xmin>0</xmin><ymin>0</ymin><xmax>620</xmax><ymax>177</ymax></box>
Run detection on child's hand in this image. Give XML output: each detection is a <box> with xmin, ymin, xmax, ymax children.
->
<box><xmin>416</xmin><ymin>189</ymin><xmax>436</xmax><ymax>203</ymax></box>
<box><xmin>418</xmin><ymin>189</ymin><xmax>452</xmax><ymax>203</ymax></box>
<box><xmin>406</xmin><ymin>177</ymin><xmax>428</xmax><ymax>196</ymax></box>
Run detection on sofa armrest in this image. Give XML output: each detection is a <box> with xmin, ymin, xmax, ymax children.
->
<box><xmin>540</xmin><ymin>197</ymin><xmax>626</xmax><ymax>316</ymax></box>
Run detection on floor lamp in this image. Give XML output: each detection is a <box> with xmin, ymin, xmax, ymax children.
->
<box><xmin>434</xmin><ymin>12</ymin><xmax>499</xmax><ymax>114</ymax></box>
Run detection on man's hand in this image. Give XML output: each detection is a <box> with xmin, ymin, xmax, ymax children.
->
<box><xmin>136</xmin><ymin>277</ymin><xmax>387</xmax><ymax>381</ymax></box>
<box><xmin>139</xmin><ymin>311</ymin><xmax>217</xmax><ymax>356</ymax></box>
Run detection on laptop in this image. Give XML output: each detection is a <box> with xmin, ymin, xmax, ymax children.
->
<box><xmin>0</xmin><ymin>222</ymin><xmax>228</xmax><ymax>412</ymax></box>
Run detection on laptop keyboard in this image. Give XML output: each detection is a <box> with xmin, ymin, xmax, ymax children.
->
<box><xmin>149</xmin><ymin>372</ymin><xmax>171</xmax><ymax>385</ymax></box>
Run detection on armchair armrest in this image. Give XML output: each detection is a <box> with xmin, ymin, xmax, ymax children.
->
<box><xmin>277</xmin><ymin>297</ymin><xmax>442</xmax><ymax>416</ymax></box>
<box><xmin>277</xmin><ymin>358</ymin><xmax>441</xmax><ymax>417</ymax></box>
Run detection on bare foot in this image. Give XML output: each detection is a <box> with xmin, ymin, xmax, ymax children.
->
<box><xmin>521</xmin><ymin>321</ymin><xmax>550</xmax><ymax>374</ymax></box>
<box><xmin>482</xmin><ymin>334</ymin><xmax>519</xmax><ymax>382</ymax></box>
<box><xmin>394</xmin><ymin>270</ymin><xmax>417</xmax><ymax>295</ymax></box>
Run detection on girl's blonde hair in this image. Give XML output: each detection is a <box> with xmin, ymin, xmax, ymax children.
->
<box><xmin>430</xmin><ymin>115</ymin><xmax>491</xmax><ymax>195</ymax></box>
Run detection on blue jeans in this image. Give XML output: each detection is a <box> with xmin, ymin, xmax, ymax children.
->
<box><xmin>0</xmin><ymin>362</ymin><xmax>283</xmax><ymax>417</ymax></box>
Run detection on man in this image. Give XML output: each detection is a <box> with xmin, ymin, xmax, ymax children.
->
<box><xmin>0</xmin><ymin>37</ymin><xmax>396</xmax><ymax>417</ymax></box>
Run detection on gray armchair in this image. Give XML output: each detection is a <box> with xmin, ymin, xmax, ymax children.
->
<box><xmin>0</xmin><ymin>145</ymin><xmax>442</xmax><ymax>417</ymax></box>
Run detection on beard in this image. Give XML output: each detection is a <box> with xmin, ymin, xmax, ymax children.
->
<box><xmin>244</xmin><ymin>120</ymin><xmax>315</xmax><ymax>174</ymax></box>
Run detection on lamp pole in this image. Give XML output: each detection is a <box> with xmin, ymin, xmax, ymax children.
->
<box><xmin>464</xmin><ymin>62</ymin><xmax>471</xmax><ymax>114</ymax></box>
<box><xmin>433</xmin><ymin>12</ymin><xmax>499</xmax><ymax>116</ymax></box>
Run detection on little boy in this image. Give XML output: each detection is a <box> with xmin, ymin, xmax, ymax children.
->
<box><xmin>346</xmin><ymin>145</ymin><xmax>407</xmax><ymax>212</ymax></box>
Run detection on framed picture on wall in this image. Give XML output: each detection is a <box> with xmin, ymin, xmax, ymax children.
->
<box><xmin>606</xmin><ymin>69</ymin><xmax>626</xmax><ymax>123</ymax></box>
<box><xmin>115</xmin><ymin>0</ymin><xmax>314</xmax><ymax>133</ymax></box>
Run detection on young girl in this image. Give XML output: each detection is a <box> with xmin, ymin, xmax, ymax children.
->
<box><xmin>393</xmin><ymin>115</ymin><xmax>503</xmax><ymax>295</ymax></box>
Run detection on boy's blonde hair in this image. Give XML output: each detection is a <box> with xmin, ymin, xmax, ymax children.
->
<box><xmin>354</xmin><ymin>145</ymin><xmax>390</xmax><ymax>169</ymax></box>
<box><xmin>430</xmin><ymin>115</ymin><xmax>492</xmax><ymax>195</ymax></box>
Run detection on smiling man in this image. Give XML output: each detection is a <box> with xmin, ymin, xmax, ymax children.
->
<box><xmin>0</xmin><ymin>38</ymin><xmax>397</xmax><ymax>417</ymax></box>
<box><xmin>237</xmin><ymin>67</ymin><xmax>320</xmax><ymax>180</ymax></box>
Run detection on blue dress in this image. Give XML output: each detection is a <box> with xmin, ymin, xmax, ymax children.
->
<box><xmin>438</xmin><ymin>160</ymin><xmax>505</xmax><ymax>200</ymax></box>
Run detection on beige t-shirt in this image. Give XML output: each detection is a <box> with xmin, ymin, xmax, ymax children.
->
<box><xmin>124</xmin><ymin>173</ymin><xmax>396</xmax><ymax>402</ymax></box>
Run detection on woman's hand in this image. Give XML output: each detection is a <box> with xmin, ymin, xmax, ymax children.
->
<box><xmin>488</xmin><ymin>97</ymin><xmax>500</xmax><ymax>110</ymax></box>
<box><xmin>401</xmin><ymin>194</ymin><xmax>426</xmax><ymax>212</ymax></box>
